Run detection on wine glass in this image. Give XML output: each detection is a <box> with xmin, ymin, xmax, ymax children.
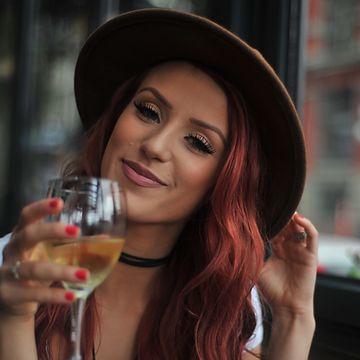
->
<box><xmin>45</xmin><ymin>176</ymin><xmax>126</xmax><ymax>360</ymax></box>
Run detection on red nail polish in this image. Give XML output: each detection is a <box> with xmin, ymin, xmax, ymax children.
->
<box><xmin>65</xmin><ymin>292</ymin><xmax>75</xmax><ymax>302</ymax></box>
<box><xmin>49</xmin><ymin>199</ymin><xmax>58</xmax><ymax>208</ymax></box>
<box><xmin>75</xmin><ymin>269</ymin><xmax>87</xmax><ymax>281</ymax></box>
<box><xmin>65</xmin><ymin>225</ymin><xmax>78</xmax><ymax>236</ymax></box>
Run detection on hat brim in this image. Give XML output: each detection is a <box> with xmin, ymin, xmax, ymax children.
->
<box><xmin>74</xmin><ymin>8</ymin><xmax>306</xmax><ymax>238</ymax></box>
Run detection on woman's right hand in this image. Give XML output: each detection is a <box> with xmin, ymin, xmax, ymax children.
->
<box><xmin>0</xmin><ymin>198</ymin><xmax>89</xmax><ymax>318</ymax></box>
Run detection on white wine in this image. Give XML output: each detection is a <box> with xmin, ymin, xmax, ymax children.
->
<box><xmin>45</xmin><ymin>237</ymin><xmax>125</xmax><ymax>298</ymax></box>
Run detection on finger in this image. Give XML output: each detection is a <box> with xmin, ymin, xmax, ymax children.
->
<box><xmin>274</xmin><ymin>214</ymin><xmax>306</xmax><ymax>246</ymax></box>
<box><xmin>7</xmin><ymin>222</ymin><xmax>79</xmax><ymax>255</ymax></box>
<box><xmin>17</xmin><ymin>198</ymin><xmax>63</xmax><ymax>230</ymax></box>
<box><xmin>0</xmin><ymin>282</ymin><xmax>77</xmax><ymax>305</ymax></box>
<box><xmin>284</xmin><ymin>215</ymin><xmax>305</xmax><ymax>237</ymax></box>
<box><xmin>3</xmin><ymin>261</ymin><xmax>89</xmax><ymax>283</ymax></box>
<box><xmin>272</xmin><ymin>217</ymin><xmax>301</xmax><ymax>242</ymax></box>
<box><xmin>293</xmin><ymin>213</ymin><xmax>319</xmax><ymax>254</ymax></box>
<box><xmin>0</xmin><ymin>265</ymin><xmax>11</xmax><ymax>282</ymax></box>
<box><xmin>269</xmin><ymin>234</ymin><xmax>289</xmax><ymax>259</ymax></box>
<box><xmin>292</xmin><ymin>212</ymin><xmax>306</xmax><ymax>232</ymax></box>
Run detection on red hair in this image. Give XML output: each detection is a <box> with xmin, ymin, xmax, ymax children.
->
<box><xmin>35</xmin><ymin>64</ymin><xmax>265</xmax><ymax>359</ymax></box>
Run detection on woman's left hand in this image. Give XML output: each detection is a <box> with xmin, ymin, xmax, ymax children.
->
<box><xmin>258</xmin><ymin>213</ymin><xmax>318</xmax><ymax>317</ymax></box>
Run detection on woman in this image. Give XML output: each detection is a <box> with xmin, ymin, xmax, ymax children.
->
<box><xmin>0</xmin><ymin>9</ymin><xmax>318</xmax><ymax>360</ymax></box>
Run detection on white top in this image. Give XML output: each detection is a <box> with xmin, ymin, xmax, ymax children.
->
<box><xmin>0</xmin><ymin>233</ymin><xmax>263</xmax><ymax>349</ymax></box>
<box><xmin>0</xmin><ymin>233</ymin><xmax>10</xmax><ymax>264</ymax></box>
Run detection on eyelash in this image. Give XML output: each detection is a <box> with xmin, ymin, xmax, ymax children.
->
<box><xmin>185</xmin><ymin>133</ymin><xmax>216</xmax><ymax>155</ymax></box>
<box><xmin>133</xmin><ymin>100</ymin><xmax>216</xmax><ymax>155</ymax></box>
<box><xmin>134</xmin><ymin>101</ymin><xmax>160</xmax><ymax>123</ymax></box>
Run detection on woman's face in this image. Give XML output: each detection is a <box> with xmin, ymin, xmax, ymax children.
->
<box><xmin>101</xmin><ymin>62</ymin><xmax>228</xmax><ymax>225</ymax></box>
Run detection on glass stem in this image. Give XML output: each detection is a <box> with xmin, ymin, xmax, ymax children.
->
<box><xmin>69</xmin><ymin>297</ymin><xmax>86</xmax><ymax>360</ymax></box>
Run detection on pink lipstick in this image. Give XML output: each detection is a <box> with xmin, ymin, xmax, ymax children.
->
<box><xmin>122</xmin><ymin>160</ymin><xmax>167</xmax><ymax>188</ymax></box>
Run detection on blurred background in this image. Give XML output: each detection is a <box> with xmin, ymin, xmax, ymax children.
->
<box><xmin>0</xmin><ymin>0</ymin><xmax>359</xmax><ymax>358</ymax></box>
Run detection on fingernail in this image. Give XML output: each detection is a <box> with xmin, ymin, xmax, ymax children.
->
<box><xmin>65</xmin><ymin>291</ymin><xmax>75</xmax><ymax>302</ymax></box>
<box><xmin>75</xmin><ymin>269</ymin><xmax>88</xmax><ymax>281</ymax></box>
<box><xmin>49</xmin><ymin>199</ymin><xmax>59</xmax><ymax>208</ymax></box>
<box><xmin>65</xmin><ymin>225</ymin><xmax>79</xmax><ymax>236</ymax></box>
<box><xmin>317</xmin><ymin>264</ymin><xmax>326</xmax><ymax>273</ymax></box>
<box><xmin>295</xmin><ymin>212</ymin><xmax>305</xmax><ymax>219</ymax></box>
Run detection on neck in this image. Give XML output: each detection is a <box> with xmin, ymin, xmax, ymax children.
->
<box><xmin>96</xmin><ymin>221</ymin><xmax>184</xmax><ymax>305</ymax></box>
<box><xmin>122</xmin><ymin>220</ymin><xmax>184</xmax><ymax>258</ymax></box>
<box><xmin>97</xmin><ymin>261</ymin><xmax>163</xmax><ymax>307</ymax></box>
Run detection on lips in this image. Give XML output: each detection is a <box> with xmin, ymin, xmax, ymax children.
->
<box><xmin>122</xmin><ymin>159</ymin><xmax>167</xmax><ymax>188</ymax></box>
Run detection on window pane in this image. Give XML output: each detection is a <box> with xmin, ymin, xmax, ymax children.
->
<box><xmin>19</xmin><ymin>1</ymin><xmax>95</xmax><ymax>204</ymax></box>
<box><xmin>300</xmin><ymin>0</ymin><xmax>360</xmax><ymax>279</ymax></box>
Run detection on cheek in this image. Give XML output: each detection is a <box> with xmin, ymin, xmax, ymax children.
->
<box><xmin>101</xmin><ymin>136</ymin><xmax>117</xmax><ymax>178</ymax></box>
<box><xmin>101</xmin><ymin>115</ymin><xmax>141</xmax><ymax>174</ymax></box>
<box><xmin>177</xmin><ymin>160</ymin><xmax>219</xmax><ymax>200</ymax></box>
<box><xmin>154</xmin><ymin>160</ymin><xmax>219</xmax><ymax>221</ymax></box>
<box><xmin>111</xmin><ymin>114</ymin><xmax>140</xmax><ymax>145</ymax></box>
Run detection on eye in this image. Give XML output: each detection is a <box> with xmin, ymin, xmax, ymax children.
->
<box><xmin>184</xmin><ymin>132</ymin><xmax>216</xmax><ymax>155</ymax></box>
<box><xmin>134</xmin><ymin>101</ymin><xmax>160</xmax><ymax>123</ymax></box>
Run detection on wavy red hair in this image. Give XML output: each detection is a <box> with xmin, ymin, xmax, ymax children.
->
<box><xmin>35</xmin><ymin>64</ymin><xmax>265</xmax><ymax>359</ymax></box>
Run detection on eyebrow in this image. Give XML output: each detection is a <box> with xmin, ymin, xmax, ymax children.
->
<box><xmin>190</xmin><ymin>118</ymin><xmax>227</xmax><ymax>145</ymax></box>
<box><xmin>137</xmin><ymin>87</ymin><xmax>172</xmax><ymax>109</ymax></box>
<box><xmin>137</xmin><ymin>86</ymin><xmax>226</xmax><ymax>145</ymax></box>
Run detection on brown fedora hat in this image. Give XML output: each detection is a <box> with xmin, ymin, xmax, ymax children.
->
<box><xmin>74</xmin><ymin>8</ymin><xmax>306</xmax><ymax>239</ymax></box>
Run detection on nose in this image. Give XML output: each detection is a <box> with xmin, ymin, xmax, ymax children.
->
<box><xmin>140</xmin><ymin>128</ymin><xmax>173</xmax><ymax>162</ymax></box>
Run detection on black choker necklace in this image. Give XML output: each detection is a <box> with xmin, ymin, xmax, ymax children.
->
<box><xmin>118</xmin><ymin>252</ymin><xmax>171</xmax><ymax>267</ymax></box>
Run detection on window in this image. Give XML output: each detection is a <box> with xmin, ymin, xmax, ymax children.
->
<box><xmin>301</xmin><ymin>0</ymin><xmax>360</xmax><ymax>280</ymax></box>
<box><xmin>0</xmin><ymin>0</ymin><xmax>119</xmax><ymax>233</ymax></box>
<box><xmin>302</xmin><ymin>0</ymin><xmax>360</xmax><ymax>357</ymax></box>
